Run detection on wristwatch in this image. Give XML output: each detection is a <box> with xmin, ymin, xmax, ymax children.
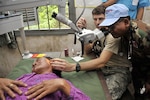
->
<box><xmin>76</xmin><ymin>62</ymin><xmax>81</xmax><ymax>72</ymax></box>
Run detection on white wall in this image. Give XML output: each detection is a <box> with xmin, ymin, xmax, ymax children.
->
<box><xmin>143</xmin><ymin>7</ymin><xmax>150</xmax><ymax>24</ymax></box>
<box><xmin>75</xmin><ymin>0</ymin><xmax>102</xmax><ymax>30</ymax></box>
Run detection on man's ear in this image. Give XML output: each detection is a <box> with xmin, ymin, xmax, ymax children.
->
<box><xmin>124</xmin><ymin>18</ymin><xmax>130</xmax><ymax>24</ymax></box>
<box><xmin>124</xmin><ymin>18</ymin><xmax>130</xmax><ymax>27</ymax></box>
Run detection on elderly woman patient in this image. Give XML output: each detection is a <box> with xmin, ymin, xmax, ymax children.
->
<box><xmin>5</xmin><ymin>57</ymin><xmax>90</xmax><ymax>100</ymax></box>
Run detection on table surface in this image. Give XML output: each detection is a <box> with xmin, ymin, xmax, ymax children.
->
<box><xmin>61</xmin><ymin>52</ymin><xmax>112</xmax><ymax>100</ymax></box>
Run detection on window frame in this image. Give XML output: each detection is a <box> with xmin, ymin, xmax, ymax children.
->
<box><xmin>14</xmin><ymin>0</ymin><xmax>76</xmax><ymax>36</ymax></box>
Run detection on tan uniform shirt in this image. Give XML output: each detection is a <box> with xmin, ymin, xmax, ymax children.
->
<box><xmin>102</xmin><ymin>34</ymin><xmax>131</xmax><ymax>68</ymax></box>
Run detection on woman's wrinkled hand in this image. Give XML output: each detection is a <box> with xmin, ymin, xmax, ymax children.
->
<box><xmin>0</xmin><ymin>78</ymin><xmax>27</xmax><ymax>100</ymax></box>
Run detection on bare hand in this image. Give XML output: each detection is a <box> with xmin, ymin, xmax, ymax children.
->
<box><xmin>51</xmin><ymin>58</ymin><xmax>75</xmax><ymax>72</ymax></box>
<box><xmin>25</xmin><ymin>79</ymin><xmax>71</xmax><ymax>100</ymax></box>
<box><xmin>0</xmin><ymin>78</ymin><xmax>27</xmax><ymax>100</ymax></box>
<box><xmin>76</xmin><ymin>17</ymin><xmax>87</xmax><ymax>29</ymax></box>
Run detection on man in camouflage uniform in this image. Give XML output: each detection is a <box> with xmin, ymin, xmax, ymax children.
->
<box><xmin>100</xmin><ymin>4</ymin><xmax>150</xmax><ymax>100</ymax></box>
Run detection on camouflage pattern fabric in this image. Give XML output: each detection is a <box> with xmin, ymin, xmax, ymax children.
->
<box><xmin>101</xmin><ymin>66</ymin><xmax>131</xmax><ymax>100</ymax></box>
<box><xmin>131</xmin><ymin>21</ymin><xmax>150</xmax><ymax>99</ymax></box>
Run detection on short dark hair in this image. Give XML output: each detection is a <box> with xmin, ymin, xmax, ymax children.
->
<box><xmin>92</xmin><ymin>5</ymin><xmax>105</xmax><ymax>15</ymax></box>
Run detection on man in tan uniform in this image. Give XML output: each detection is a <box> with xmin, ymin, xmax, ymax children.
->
<box><xmin>99</xmin><ymin>4</ymin><xmax>150</xmax><ymax>100</ymax></box>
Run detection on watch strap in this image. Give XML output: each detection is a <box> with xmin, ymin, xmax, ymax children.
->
<box><xmin>76</xmin><ymin>62</ymin><xmax>81</xmax><ymax>72</ymax></box>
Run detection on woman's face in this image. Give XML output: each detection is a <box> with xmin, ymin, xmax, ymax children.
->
<box><xmin>108</xmin><ymin>18</ymin><xmax>130</xmax><ymax>38</ymax></box>
<box><xmin>32</xmin><ymin>57</ymin><xmax>52</xmax><ymax>74</ymax></box>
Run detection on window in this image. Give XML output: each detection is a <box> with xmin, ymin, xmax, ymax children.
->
<box><xmin>0</xmin><ymin>0</ymin><xmax>76</xmax><ymax>35</ymax></box>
